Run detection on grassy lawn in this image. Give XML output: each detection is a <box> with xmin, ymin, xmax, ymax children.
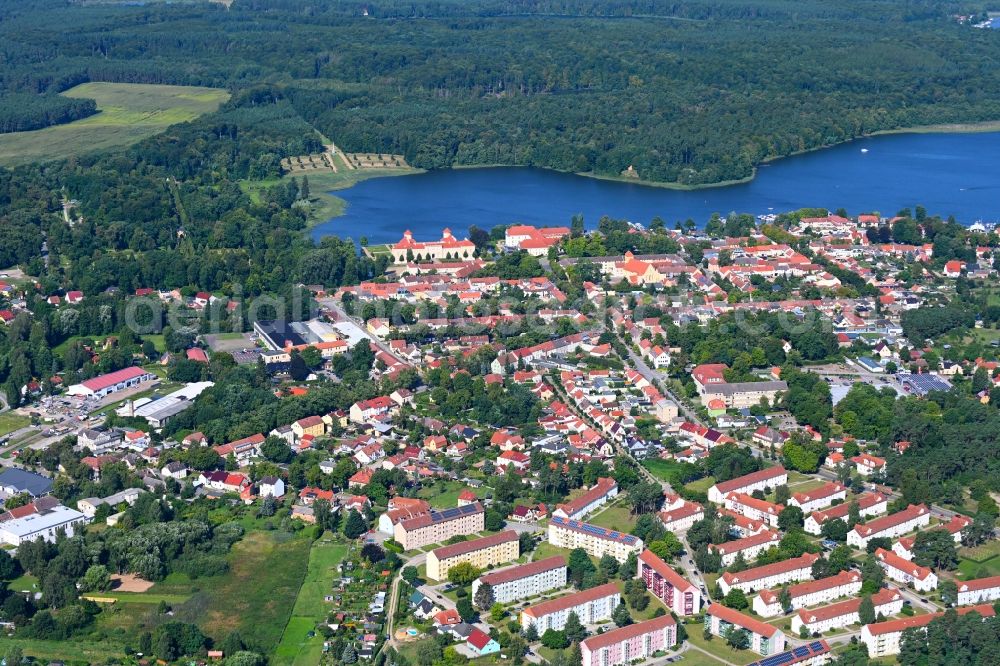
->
<box><xmin>0</xmin><ymin>82</ymin><xmax>229</xmax><ymax>166</ymax></box>
<box><xmin>685</xmin><ymin>477</ymin><xmax>716</xmax><ymax>495</ymax></box>
<box><xmin>588</xmin><ymin>504</ymin><xmax>638</xmax><ymax>533</ymax></box>
<box><xmin>417</xmin><ymin>479</ymin><xmax>473</xmax><ymax>509</ymax></box>
<box><xmin>0</xmin><ymin>637</ymin><xmax>125</xmax><ymax>662</ymax></box>
<box><xmin>0</xmin><ymin>412</ymin><xmax>30</xmax><ymax>437</ymax></box>
<box><xmin>88</xmin><ymin>591</ymin><xmax>191</xmax><ymax>605</ymax></box>
<box><xmin>677</xmin><ymin>649</ymin><xmax>731</xmax><ymax>666</ymax></box>
<box><xmin>273</xmin><ymin>537</ymin><xmax>349</xmax><ymax>666</ymax></box>
<box><xmin>7</xmin><ymin>573</ymin><xmax>39</xmax><ymax>593</ymax></box>
<box><xmin>142</xmin><ymin>334</ymin><xmax>166</xmax><ymax>353</ymax></box>
<box><xmin>532</xmin><ymin>541</ymin><xmax>574</xmax><ymax>563</ymax></box>
<box><xmin>686</xmin><ymin>627</ymin><xmax>757</xmax><ymax>665</ymax></box>
<box><xmin>957</xmin><ymin>539</ymin><xmax>1000</xmax><ymax>579</ymax></box>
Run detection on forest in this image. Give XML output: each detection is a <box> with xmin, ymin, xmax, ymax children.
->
<box><xmin>1</xmin><ymin>0</ymin><xmax>1000</xmax><ymax>184</ymax></box>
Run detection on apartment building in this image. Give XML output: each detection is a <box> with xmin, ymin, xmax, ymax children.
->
<box><xmin>788</xmin><ymin>482</ymin><xmax>848</xmax><ymax>514</ymax></box>
<box><xmin>724</xmin><ymin>493</ymin><xmax>784</xmax><ymax>528</ymax></box>
<box><xmin>804</xmin><ymin>492</ymin><xmax>888</xmax><ymax>535</ymax></box>
<box><xmin>861</xmin><ymin>604</ymin><xmax>995</xmax><ymax>658</ymax></box>
<box><xmin>719</xmin><ymin>553</ymin><xmax>821</xmax><ymax>595</ymax></box>
<box><xmin>847</xmin><ymin>504</ymin><xmax>930</xmax><ymax>549</ymax></box>
<box><xmin>956</xmin><ymin>574</ymin><xmax>1000</xmax><ymax>605</ymax></box>
<box><xmin>752</xmin><ymin>571</ymin><xmax>862</xmax><ymax>617</ymax></box>
<box><xmin>705</xmin><ymin>604</ymin><xmax>787</xmax><ymax>656</ymax></box>
<box><xmin>548</xmin><ymin>517</ymin><xmax>644</xmax><ymax>563</ymax></box>
<box><xmin>745</xmin><ymin>641</ymin><xmax>832</xmax><ymax>666</ymax></box>
<box><xmin>873</xmin><ymin>548</ymin><xmax>938</xmax><ymax>592</ymax></box>
<box><xmin>472</xmin><ymin>556</ymin><xmax>567</xmax><ymax>605</ymax></box>
<box><xmin>580</xmin><ymin>615</ymin><xmax>677</xmax><ymax>666</ymax></box>
<box><xmin>552</xmin><ymin>477</ymin><xmax>618</xmax><ymax>520</ymax></box>
<box><xmin>708</xmin><ymin>466</ymin><xmax>788</xmax><ymax>504</ymax></box>
<box><xmin>791</xmin><ymin>587</ymin><xmax>904</xmax><ymax>636</ymax></box>
<box><xmin>520</xmin><ymin>582</ymin><xmax>621</xmax><ymax>633</ymax></box>
<box><xmin>637</xmin><ymin>549</ymin><xmax>701</xmax><ymax>616</ymax></box>
<box><xmin>709</xmin><ymin>530</ymin><xmax>781</xmax><ymax>567</ymax></box>
<box><xmin>426</xmin><ymin>530</ymin><xmax>519</xmax><ymax>581</ymax></box>
<box><xmin>658</xmin><ymin>495</ymin><xmax>704</xmax><ymax>532</ymax></box>
<box><xmin>395</xmin><ymin>502</ymin><xmax>485</xmax><ymax>550</ymax></box>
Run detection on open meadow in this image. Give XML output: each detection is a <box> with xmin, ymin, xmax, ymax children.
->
<box><xmin>0</xmin><ymin>82</ymin><xmax>229</xmax><ymax>166</ymax></box>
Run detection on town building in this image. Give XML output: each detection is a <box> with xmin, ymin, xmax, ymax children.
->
<box><xmin>0</xmin><ymin>504</ymin><xmax>86</xmax><ymax>546</ymax></box>
<box><xmin>792</xmin><ymin>587</ymin><xmax>904</xmax><ymax>636</ymax></box>
<box><xmin>394</xmin><ymin>502</ymin><xmax>485</xmax><ymax>550</ymax></box>
<box><xmin>745</xmin><ymin>641</ymin><xmax>832</xmax><ymax>666</ymax></box>
<box><xmin>473</xmin><ymin>556</ymin><xmax>567</xmax><ymax>605</ymax></box>
<box><xmin>709</xmin><ymin>530</ymin><xmax>781</xmax><ymax>567</ymax></box>
<box><xmin>724</xmin><ymin>493</ymin><xmax>784</xmax><ymax>528</ymax></box>
<box><xmin>704</xmin><ymin>604</ymin><xmax>787</xmax><ymax>656</ymax></box>
<box><xmin>788</xmin><ymin>482</ymin><xmax>848</xmax><ymax>514</ymax></box>
<box><xmin>0</xmin><ymin>468</ymin><xmax>53</xmax><ymax>499</ymax></box>
<box><xmin>66</xmin><ymin>366</ymin><xmax>156</xmax><ymax>398</ymax></box>
<box><xmin>847</xmin><ymin>504</ymin><xmax>930</xmax><ymax>549</ymax></box>
<box><xmin>719</xmin><ymin>553</ymin><xmax>821</xmax><ymax>595</ymax></box>
<box><xmin>658</xmin><ymin>496</ymin><xmax>704</xmax><ymax>532</ymax></box>
<box><xmin>391</xmin><ymin>229</ymin><xmax>476</xmax><ymax>263</ymax></box>
<box><xmin>426</xmin><ymin>530</ymin><xmax>519</xmax><ymax>581</ymax></box>
<box><xmin>547</xmin><ymin>517</ymin><xmax>644</xmax><ymax>563</ymax></box>
<box><xmin>76</xmin><ymin>488</ymin><xmax>144</xmax><ymax>519</ymax></box>
<box><xmin>752</xmin><ymin>571</ymin><xmax>862</xmax><ymax>617</ymax></box>
<box><xmin>851</xmin><ymin>453</ymin><xmax>887</xmax><ymax>476</ymax></box>
<box><xmin>580</xmin><ymin>614</ymin><xmax>677</xmax><ymax>666</ymax></box>
<box><xmin>520</xmin><ymin>582</ymin><xmax>621</xmax><ymax>633</ymax></box>
<box><xmin>955</xmin><ymin>574</ymin><xmax>1000</xmax><ymax>605</ymax></box>
<box><xmin>861</xmin><ymin>604</ymin><xmax>995</xmax><ymax>658</ymax></box>
<box><xmin>873</xmin><ymin>548</ymin><xmax>938</xmax><ymax>592</ymax></box>
<box><xmin>707</xmin><ymin>466</ymin><xmax>788</xmax><ymax>504</ymax></box>
<box><xmin>552</xmin><ymin>477</ymin><xmax>618</xmax><ymax>520</ymax></box>
<box><xmin>804</xmin><ymin>492</ymin><xmax>888</xmax><ymax>535</ymax></box>
<box><xmin>637</xmin><ymin>549</ymin><xmax>701</xmax><ymax>616</ymax></box>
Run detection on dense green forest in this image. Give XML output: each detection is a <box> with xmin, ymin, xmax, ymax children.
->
<box><xmin>1</xmin><ymin>0</ymin><xmax>1000</xmax><ymax>183</ymax></box>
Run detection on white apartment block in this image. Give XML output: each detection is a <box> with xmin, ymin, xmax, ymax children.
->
<box><xmin>804</xmin><ymin>492</ymin><xmax>888</xmax><ymax>535</ymax></box>
<box><xmin>472</xmin><ymin>556</ymin><xmax>567</xmax><ymax>605</ymax></box>
<box><xmin>791</xmin><ymin>587</ymin><xmax>904</xmax><ymax>636</ymax></box>
<box><xmin>719</xmin><ymin>553</ymin><xmax>820</xmax><ymax>595</ymax></box>
<box><xmin>861</xmin><ymin>605</ymin><xmax>995</xmax><ymax>658</ymax></box>
<box><xmin>847</xmin><ymin>504</ymin><xmax>930</xmax><ymax>550</ymax></box>
<box><xmin>520</xmin><ymin>582</ymin><xmax>621</xmax><ymax>633</ymax></box>
<box><xmin>724</xmin><ymin>493</ymin><xmax>784</xmax><ymax>528</ymax></box>
<box><xmin>548</xmin><ymin>517</ymin><xmax>644</xmax><ymax>563</ymax></box>
<box><xmin>788</xmin><ymin>482</ymin><xmax>848</xmax><ymax>514</ymax></box>
<box><xmin>874</xmin><ymin>548</ymin><xmax>938</xmax><ymax>592</ymax></box>
<box><xmin>704</xmin><ymin>604</ymin><xmax>787</xmax><ymax>656</ymax></box>
<box><xmin>707</xmin><ymin>466</ymin><xmax>787</xmax><ymax>504</ymax></box>
<box><xmin>709</xmin><ymin>530</ymin><xmax>781</xmax><ymax>567</ymax></box>
<box><xmin>956</xmin><ymin>575</ymin><xmax>1000</xmax><ymax>605</ymax></box>
<box><xmin>752</xmin><ymin>570</ymin><xmax>862</xmax><ymax>617</ymax></box>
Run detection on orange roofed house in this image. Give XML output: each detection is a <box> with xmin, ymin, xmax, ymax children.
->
<box><xmin>391</xmin><ymin>229</ymin><xmax>476</xmax><ymax>263</ymax></box>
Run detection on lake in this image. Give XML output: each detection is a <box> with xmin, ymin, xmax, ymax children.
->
<box><xmin>312</xmin><ymin>131</ymin><xmax>1000</xmax><ymax>244</ymax></box>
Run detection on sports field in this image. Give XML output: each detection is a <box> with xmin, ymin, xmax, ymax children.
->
<box><xmin>0</xmin><ymin>82</ymin><xmax>229</xmax><ymax>166</ymax></box>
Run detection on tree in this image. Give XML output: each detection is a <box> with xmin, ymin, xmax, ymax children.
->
<box><xmin>288</xmin><ymin>350</ymin><xmax>309</xmax><ymax>381</ymax></box>
<box><xmin>360</xmin><ymin>543</ymin><xmax>385</xmax><ymax>565</ymax></box>
<box><xmin>540</xmin><ymin>629</ymin><xmax>569</xmax><ymax>650</ymax></box>
<box><xmin>612</xmin><ymin>602</ymin><xmax>632</xmax><ymax>627</ymax></box>
<box><xmin>4</xmin><ymin>646</ymin><xmax>23</xmax><ymax>666</ymax></box>
<box><xmin>821</xmin><ymin>518</ymin><xmax>849</xmax><ymax>542</ymax></box>
<box><xmin>723</xmin><ymin>588</ymin><xmax>749</xmax><ymax>610</ymax></box>
<box><xmin>490</xmin><ymin>602</ymin><xmax>505</xmax><ymax>622</ymax></box>
<box><xmin>524</xmin><ymin>623</ymin><xmax>539</xmax><ymax>642</ymax></box>
<box><xmin>416</xmin><ymin>640</ymin><xmax>442</xmax><ymax>666</ymax></box>
<box><xmin>962</xmin><ymin>513</ymin><xmax>995</xmax><ymax>547</ymax></box>
<box><xmin>860</xmin><ymin>554</ymin><xmax>885</xmax><ymax>592</ymax></box>
<box><xmin>778</xmin><ymin>587</ymin><xmax>792</xmax><ymax>611</ymax></box>
<box><xmin>343</xmin><ymin>509</ymin><xmax>367</xmax><ymax>539</ymax></box>
<box><xmin>484</xmin><ymin>509</ymin><xmax>505</xmax><ymax>531</ymax></box>
<box><xmin>402</xmin><ymin>566</ymin><xmax>421</xmax><ymax>586</ymax></box>
<box><xmin>79</xmin><ymin>564</ymin><xmax>112</xmax><ymax>592</ymax></box>
<box><xmin>567</xmin><ymin>548</ymin><xmax>596</xmax><ymax>586</ymax></box>
<box><xmin>475</xmin><ymin>582</ymin><xmax>495</xmax><ymax>609</ymax></box>
<box><xmin>627</xmin><ymin>482</ymin><xmax>664</xmax><ymax>514</ymax></box>
<box><xmin>260</xmin><ymin>436</ymin><xmax>293</xmax><ymax>463</ymax></box>
<box><xmin>939</xmin><ymin>580</ymin><xmax>958</xmax><ymax>606</ymax></box>
<box><xmin>599</xmin><ymin>554</ymin><xmax>619</xmax><ymax>577</ymax></box>
<box><xmin>912</xmin><ymin>529</ymin><xmax>958</xmax><ymax>570</ymax></box>
<box><xmin>858</xmin><ymin>595</ymin><xmax>876</xmax><ymax>624</ymax></box>
<box><xmin>564</xmin><ymin>611</ymin><xmax>586</xmax><ymax>642</ymax></box>
<box><xmin>778</xmin><ymin>506</ymin><xmax>804</xmax><ymax>531</ymax></box>
<box><xmin>342</xmin><ymin>644</ymin><xmax>358</xmax><ymax>664</ymax></box>
<box><xmin>724</xmin><ymin>626</ymin><xmax>750</xmax><ymax>651</ymax></box>
<box><xmin>456</xmin><ymin>597</ymin><xmax>476</xmax><ymax>622</ymax></box>
<box><xmin>449</xmin><ymin>561</ymin><xmax>482</xmax><ymax>586</ymax></box>
<box><xmin>566</xmin><ymin>641</ymin><xmax>583</xmax><ymax>666</ymax></box>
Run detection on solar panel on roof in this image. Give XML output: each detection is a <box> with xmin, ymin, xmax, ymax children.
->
<box><xmin>809</xmin><ymin>641</ymin><xmax>824</xmax><ymax>651</ymax></box>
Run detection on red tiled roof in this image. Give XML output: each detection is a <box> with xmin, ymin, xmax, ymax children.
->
<box><xmin>580</xmin><ymin>614</ymin><xmax>676</xmax><ymax>651</ymax></box>
<box><xmin>522</xmin><ymin>582</ymin><xmax>620</xmax><ymax>619</ymax></box>
<box><xmin>852</xmin><ymin>504</ymin><xmax>927</xmax><ymax>538</ymax></box>
<box><xmin>796</xmin><ymin>587</ymin><xmax>901</xmax><ymax>625</ymax></box>
<box><xmin>479</xmin><ymin>556</ymin><xmax>565</xmax><ymax>587</ymax></box>
<box><xmin>957</xmin><ymin>574</ymin><xmax>1000</xmax><ymax>593</ymax></box>
<box><xmin>707</xmin><ymin>603</ymin><xmax>778</xmax><ymax>637</ymax></box>
<box><xmin>720</xmin><ymin>553</ymin><xmax>820</xmax><ymax>586</ymax></box>
<box><xmin>430</xmin><ymin>530</ymin><xmax>518</xmax><ymax>561</ymax></box>
<box><xmin>79</xmin><ymin>366</ymin><xmax>148</xmax><ymax>391</ymax></box>
<box><xmin>638</xmin><ymin>549</ymin><xmax>696</xmax><ymax>592</ymax></box>
<box><xmin>712</xmin><ymin>466</ymin><xmax>787</xmax><ymax>495</ymax></box>
<box><xmin>863</xmin><ymin>604</ymin><xmax>995</xmax><ymax>636</ymax></box>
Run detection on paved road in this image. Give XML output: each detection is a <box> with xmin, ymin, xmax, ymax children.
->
<box><xmin>319</xmin><ymin>298</ymin><xmax>411</xmax><ymax>367</ymax></box>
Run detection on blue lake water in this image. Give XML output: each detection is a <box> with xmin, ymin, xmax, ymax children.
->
<box><xmin>312</xmin><ymin>131</ymin><xmax>1000</xmax><ymax>244</ymax></box>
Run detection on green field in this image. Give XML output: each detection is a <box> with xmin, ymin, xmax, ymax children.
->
<box><xmin>0</xmin><ymin>412</ymin><xmax>30</xmax><ymax>437</ymax></box>
<box><xmin>588</xmin><ymin>504</ymin><xmax>638</xmax><ymax>533</ymax></box>
<box><xmin>273</xmin><ymin>538</ymin><xmax>348</xmax><ymax>666</ymax></box>
<box><xmin>957</xmin><ymin>540</ymin><xmax>1000</xmax><ymax>580</ymax></box>
<box><xmin>0</xmin><ymin>82</ymin><xmax>229</xmax><ymax>166</ymax></box>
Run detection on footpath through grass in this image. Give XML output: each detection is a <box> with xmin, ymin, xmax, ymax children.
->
<box><xmin>0</xmin><ymin>82</ymin><xmax>229</xmax><ymax>166</ymax></box>
<box><xmin>273</xmin><ymin>537</ymin><xmax>348</xmax><ymax>666</ymax></box>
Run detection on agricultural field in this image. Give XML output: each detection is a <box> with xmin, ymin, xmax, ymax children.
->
<box><xmin>273</xmin><ymin>537</ymin><xmax>349</xmax><ymax>666</ymax></box>
<box><xmin>0</xmin><ymin>82</ymin><xmax>229</xmax><ymax>166</ymax></box>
